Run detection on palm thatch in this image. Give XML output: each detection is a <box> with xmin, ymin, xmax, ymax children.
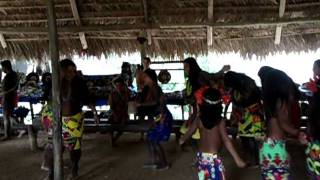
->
<box><xmin>0</xmin><ymin>0</ymin><xmax>319</xmax><ymax>61</ymax></box>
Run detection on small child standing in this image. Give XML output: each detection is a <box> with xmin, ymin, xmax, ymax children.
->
<box><xmin>179</xmin><ymin>86</ymin><xmax>246</xmax><ymax>180</ymax></box>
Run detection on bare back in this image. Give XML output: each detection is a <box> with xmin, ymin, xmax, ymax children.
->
<box><xmin>199</xmin><ymin>120</ymin><xmax>222</xmax><ymax>154</ymax></box>
<box><xmin>267</xmin><ymin>117</ymin><xmax>285</xmax><ymax>140</ymax></box>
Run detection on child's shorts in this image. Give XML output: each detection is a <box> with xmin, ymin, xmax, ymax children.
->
<box><xmin>197</xmin><ymin>152</ymin><xmax>225</xmax><ymax>180</ymax></box>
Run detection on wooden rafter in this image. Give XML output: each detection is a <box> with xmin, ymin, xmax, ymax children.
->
<box><xmin>0</xmin><ymin>2</ymin><xmax>319</xmax><ymax>11</ymax></box>
<box><xmin>0</xmin><ymin>33</ymin><xmax>7</xmax><ymax>48</ymax></box>
<box><xmin>69</xmin><ymin>0</ymin><xmax>87</xmax><ymax>49</ymax></box>
<box><xmin>0</xmin><ymin>17</ymin><xmax>320</xmax><ymax>34</ymax></box>
<box><xmin>141</xmin><ymin>0</ymin><xmax>152</xmax><ymax>45</ymax></box>
<box><xmin>4</xmin><ymin>29</ymin><xmax>320</xmax><ymax>42</ymax></box>
<box><xmin>207</xmin><ymin>0</ymin><xmax>213</xmax><ymax>46</ymax></box>
<box><xmin>275</xmin><ymin>0</ymin><xmax>286</xmax><ymax>44</ymax></box>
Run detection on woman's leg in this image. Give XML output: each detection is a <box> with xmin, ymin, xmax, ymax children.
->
<box><xmin>154</xmin><ymin>142</ymin><xmax>169</xmax><ymax>169</ymax></box>
<box><xmin>240</xmin><ymin>136</ymin><xmax>259</xmax><ymax>166</ymax></box>
<box><xmin>247</xmin><ymin>137</ymin><xmax>260</xmax><ymax>165</ymax></box>
<box><xmin>69</xmin><ymin>149</ymin><xmax>81</xmax><ymax>177</ymax></box>
<box><xmin>144</xmin><ymin>139</ymin><xmax>157</xmax><ymax>168</ymax></box>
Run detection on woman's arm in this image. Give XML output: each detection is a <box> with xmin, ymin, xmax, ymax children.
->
<box><xmin>219</xmin><ymin>120</ymin><xmax>246</xmax><ymax>168</ymax></box>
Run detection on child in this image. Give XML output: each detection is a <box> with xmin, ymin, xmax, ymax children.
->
<box><xmin>136</xmin><ymin>69</ymin><xmax>172</xmax><ymax>170</ymax></box>
<box><xmin>108</xmin><ymin>77</ymin><xmax>130</xmax><ymax>146</ymax></box>
<box><xmin>258</xmin><ymin>66</ymin><xmax>304</xmax><ymax>179</ymax></box>
<box><xmin>179</xmin><ymin>86</ymin><xmax>246</xmax><ymax>180</ymax></box>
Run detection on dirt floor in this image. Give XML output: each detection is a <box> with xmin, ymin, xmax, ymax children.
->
<box><xmin>0</xmin><ymin>132</ymin><xmax>309</xmax><ymax>180</ymax></box>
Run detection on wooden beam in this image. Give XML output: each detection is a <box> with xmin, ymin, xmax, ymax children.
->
<box><xmin>208</xmin><ymin>0</ymin><xmax>214</xmax><ymax>22</ymax></box>
<box><xmin>275</xmin><ymin>25</ymin><xmax>282</xmax><ymax>44</ymax></box>
<box><xmin>46</xmin><ymin>0</ymin><xmax>63</xmax><ymax>180</ymax></box>
<box><xmin>147</xmin><ymin>31</ymin><xmax>152</xmax><ymax>45</ymax></box>
<box><xmin>0</xmin><ymin>16</ymin><xmax>144</xmax><ymax>24</ymax></box>
<box><xmin>69</xmin><ymin>0</ymin><xmax>88</xmax><ymax>49</ymax></box>
<box><xmin>69</xmin><ymin>0</ymin><xmax>81</xmax><ymax>25</ymax></box>
<box><xmin>141</xmin><ymin>0</ymin><xmax>152</xmax><ymax>46</ymax></box>
<box><xmin>79</xmin><ymin>32</ymin><xmax>88</xmax><ymax>49</ymax></box>
<box><xmin>142</xmin><ymin>0</ymin><xmax>148</xmax><ymax>23</ymax></box>
<box><xmin>207</xmin><ymin>0</ymin><xmax>213</xmax><ymax>46</ymax></box>
<box><xmin>4</xmin><ymin>29</ymin><xmax>320</xmax><ymax>42</ymax></box>
<box><xmin>0</xmin><ymin>17</ymin><xmax>320</xmax><ymax>34</ymax></box>
<box><xmin>275</xmin><ymin>0</ymin><xmax>286</xmax><ymax>44</ymax></box>
<box><xmin>1</xmin><ymin>1</ymin><xmax>320</xmax><ymax>11</ymax></box>
<box><xmin>207</xmin><ymin>26</ymin><xmax>213</xmax><ymax>46</ymax></box>
<box><xmin>0</xmin><ymin>33</ymin><xmax>7</xmax><ymax>48</ymax></box>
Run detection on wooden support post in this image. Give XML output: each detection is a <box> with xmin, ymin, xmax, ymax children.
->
<box><xmin>275</xmin><ymin>0</ymin><xmax>286</xmax><ymax>44</ymax></box>
<box><xmin>47</xmin><ymin>0</ymin><xmax>63</xmax><ymax>180</ymax></box>
<box><xmin>0</xmin><ymin>33</ymin><xmax>7</xmax><ymax>48</ymax></box>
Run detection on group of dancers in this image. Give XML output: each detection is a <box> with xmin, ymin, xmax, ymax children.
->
<box><xmin>179</xmin><ymin>58</ymin><xmax>320</xmax><ymax>180</ymax></box>
<box><xmin>3</xmin><ymin>57</ymin><xmax>316</xmax><ymax>180</ymax></box>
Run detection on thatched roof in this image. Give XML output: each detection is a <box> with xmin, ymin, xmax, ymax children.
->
<box><xmin>0</xmin><ymin>0</ymin><xmax>319</xmax><ymax>60</ymax></box>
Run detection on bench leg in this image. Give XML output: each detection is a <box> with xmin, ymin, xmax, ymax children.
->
<box><xmin>27</xmin><ymin>125</ymin><xmax>37</xmax><ymax>151</ymax></box>
<box><xmin>175</xmin><ymin>132</ymin><xmax>181</xmax><ymax>143</ymax></box>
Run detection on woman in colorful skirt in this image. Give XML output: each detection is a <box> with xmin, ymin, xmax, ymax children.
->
<box><xmin>224</xmin><ymin>71</ymin><xmax>265</xmax><ymax>166</ymax></box>
<box><xmin>137</xmin><ymin>69</ymin><xmax>173</xmax><ymax>170</ymax></box>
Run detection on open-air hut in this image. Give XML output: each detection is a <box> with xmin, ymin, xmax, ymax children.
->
<box><xmin>0</xmin><ymin>0</ymin><xmax>319</xmax><ymax>179</ymax></box>
<box><xmin>0</xmin><ymin>0</ymin><xmax>319</xmax><ymax>61</ymax></box>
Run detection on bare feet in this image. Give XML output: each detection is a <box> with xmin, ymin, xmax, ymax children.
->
<box><xmin>156</xmin><ymin>164</ymin><xmax>170</xmax><ymax>171</ymax></box>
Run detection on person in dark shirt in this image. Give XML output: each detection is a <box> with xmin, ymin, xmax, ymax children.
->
<box><xmin>108</xmin><ymin>77</ymin><xmax>130</xmax><ymax>146</ymax></box>
<box><xmin>1</xmin><ymin>60</ymin><xmax>18</xmax><ymax>140</ymax></box>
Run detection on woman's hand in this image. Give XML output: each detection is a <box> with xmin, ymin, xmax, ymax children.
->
<box><xmin>235</xmin><ymin>158</ymin><xmax>247</xmax><ymax>168</ymax></box>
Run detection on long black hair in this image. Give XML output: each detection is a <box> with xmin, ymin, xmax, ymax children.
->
<box><xmin>224</xmin><ymin>71</ymin><xmax>261</xmax><ymax>107</ymax></box>
<box><xmin>314</xmin><ymin>59</ymin><xmax>320</xmax><ymax>68</ymax></box>
<box><xmin>184</xmin><ymin>57</ymin><xmax>202</xmax><ymax>93</ymax></box>
<box><xmin>258</xmin><ymin>67</ymin><xmax>298</xmax><ymax>118</ymax></box>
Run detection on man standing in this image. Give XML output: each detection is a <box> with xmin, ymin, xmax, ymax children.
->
<box><xmin>60</xmin><ymin>59</ymin><xmax>95</xmax><ymax>179</ymax></box>
<box><xmin>143</xmin><ymin>57</ymin><xmax>151</xmax><ymax>72</ymax></box>
<box><xmin>1</xmin><ymin>60</ymin><xmax>18</xmax><ymax>140</ymax></box>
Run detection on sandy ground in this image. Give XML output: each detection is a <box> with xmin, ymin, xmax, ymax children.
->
<box><xmin>0</xmin><ymin>132</ymin><xmax>309</xmax><ymax>180</ymax></box>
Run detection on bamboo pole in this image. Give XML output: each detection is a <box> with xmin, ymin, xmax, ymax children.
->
<box><xmin>46</xmin><ymin>0</ymin><xmax>63</xmax><ymax>180</ymax></box>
